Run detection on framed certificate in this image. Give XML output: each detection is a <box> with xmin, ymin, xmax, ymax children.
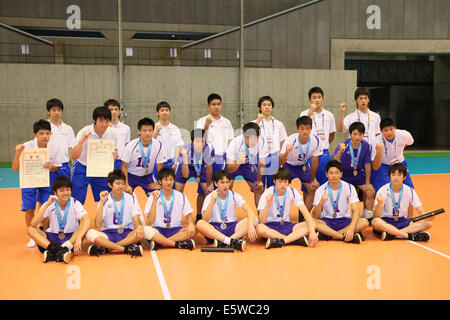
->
<box><xmin>19</xmin><ymin>148</ymin><xmax>50</xmax><ymax>188</ymax></box>
<box><xmin>86</xmin><ymin>139</ymin><xmax>115</xmax><ymax>177</ymax></box>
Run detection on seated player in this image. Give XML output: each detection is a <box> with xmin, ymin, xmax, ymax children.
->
<box><xmin>371</xmin><ymin>117</ymin><xmax>415</xmax><ymax>192</ymax></box>
<box><xmin>121</xmin><ymin>117</ymin><xmax>167</xmax><ymax>195</ymax></box>
<box><xmin>12</xmin><ymin>119</ymin><xmax>64</xmax><ymax>248</ymax></box>
<box><xmin>86</xmin><ymin>169</ymin><xmax>146</xmax><ymax>257</ymax></box>
<box><xmin>280</xmin><ymin>116</ymin><xmax>322</xmax><ymax>212</ymax></box>
<box><xmin>196</xmin><ymin>170</ymin><xmax>258</xmax><ymax>251</ymax></box>
<box><xmin>256</xmin><ymin>168</ymin><xmax>319</xmax><ymax>249</ymax></box>
<box><xmin>333</xmin><ymin>122</ymin><xmax>375</xmax><ymax>220</ymax></box>
<box><xmin>28</xmin><ymin>176</ymin><xmax>91</xmax><ymax>263</ymax></box>
<box><xmin>143</xmin><ymin>168</ymin><xmax>197</xmax><ymax>250</ymax></box>
<box><xmin>312</xmin><ymin>160</ymin><xmax>369</xmax><ymax>244</ymax></box>
<box><xmin>226</xmin><ymin>122</ymin><xmax>268</xmax><ymax>207</ymax></box>
<box><xmin>371</xmin><ymin>163</ymin><xmax>432</xmax><ymax>241</ymax></box>
<box><xmin>175</xmin><ymin>129</ymin><xmax>215</xmax><ymax>221</ymax></box>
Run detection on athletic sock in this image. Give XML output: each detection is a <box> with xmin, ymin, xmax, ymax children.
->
<box><xmin>223</xmin><ymin>237</ymin><xmax>231</xmax><ymax>245</ymax></box>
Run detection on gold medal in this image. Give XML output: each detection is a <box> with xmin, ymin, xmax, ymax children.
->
<box><xmin>145</xmin><ymin>168</ymin><xmax>149</xmax><ymax>175</ymax></box>
<box><xmin>333</xmin><ymin>213</ymin><xmax>337</xmax><ymax>219</ymax></box>
<box><xmin>353</xmin><ymin>169</ymin><xmax>358</xmax><ymax>176</ymax></box>
<box><xmin>166</xmin><ymin>223</ymin><xmax>171</xmax><ymax>228</ymax></box>
<box><xmin>117</xmin><ymin>227</ymin><xmax>124</xmax><ymax>234</ymax></box>
<box><xmin>195</xmin><ymin>177</ymin><xmax>200</xmax><ymax>183</ymax></box>
<box><xmin>280</xmin><ymin>219</ymin><xmax>284</xmax><ymax>226</ymax></box>
<box><xmin>58</xmin><ymin>233</ymin><xmax>65</xmax><ymax>240</ymax></box>
<box><xmin>394</xmin><ymin>216</ymin><xmax>398</xmax><ymax>222</ymax></box>
<box><xmin>251</xmin><ymin>166</ymin><xmax>255</xmax><ymax>172</ymax></box>
<box><xmin>220</xmin><ymin>223</ymin><xmax>227</xmax><ymax>230</ymax></box>
<box><xmin>303</xmin><ymin>165</ymin><xmax>307</xmax><ymax>172</ymax></box>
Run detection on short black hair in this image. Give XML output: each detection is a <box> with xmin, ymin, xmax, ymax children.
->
<box><xmin>156</xmin><ymin>101</ymin><xmax>171</xmax><ymax>112</ymax></box>
<box><xmin>326</xmin><ymin>159</ymin><xmax>343</xmax><ymax>173</ymax></box>
<box><xmin>242</xmin><ymin>122</ymin><xmax>260</xmax><ymax>137</ymax></box>
<box><xmin>208</xmin><ymin>93</ymin><xmax>222</xmax><ymax>104</ymax></box>
<box><xmin>92</xmin><ymin>106</ymin><xmax>112</xmax><ymax>122</ymax></box>
<box><xmin>389</xmin><ymin>163</ymin><xmax>407</xmax><ymax>178</ymax></box>
<box><xmin>104</xmin><ymin>99</ymin><xmax>120</xmax><ymax>108</ymax></box>
<box><xmin>33</xmin><ymin>119</ymin><xmax>51</xmax><ymax>133</ymax></box>
<box><xmin>272</xmin><ymin>167</ymin><xmax>292</xmax><ymax>183</ymax></box>
<box><xmin>354</xmin><ymin>87</ymin><xmax>371</xmax><ymax>100</ymax></box>
<box><xmin>158</xmin><ymin>167</ymin><xmax>176</xmax><ymax>181</ymax></box>
<box><xmin>138</xmin><ymin>117</ymin><xmax>155</xmax><ymax>130</ymax></box>
<box><xmin>214</xmin><ymin>169</ymin><xmax>230</xmax><ymax>183</ymax></box>
<box><xmin>380</xmin><ymin>118</ymin><xmax>396</xmax><ymax>130</ymax></box>
<box><xmin>107</xmin><ymin>169</ymin><xmax>126</xmax><ymax>186</ymax></box>
<box><xmin>349</xmin><ymin>121</ymin><xmax>366</xmax><ymax>134</ymax></box>
<box><xmin>191</xmin><ymin>128</ymin><xmax>206</xmax><ymax>141</ymax></box>
<box><xmin>296</xmin><ymin>116</ymin><xmax>313</xmax><ymax>128</ymax></box>
<box><xmin>308</xmin><ymin>87</ymin><xmax>324</xmax><ymax>99</ymax></box>
<box><xmin>257</xmin><ymin>96</ymin><xmax>274</xmax><ymax>110</ymax></box>
<box><xmin>52</xmin><ymin>175</ymin><xmax>73</xmax><ymax>193</ymax></box>
<box><xmin>46</xmin><ymin>98</ymin><xmax>64</xmax><ymax>111</ymax></box>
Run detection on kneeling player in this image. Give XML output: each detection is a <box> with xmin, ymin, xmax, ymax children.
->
<box><xmin>371</xmin><ymin>163</ymin><xmax>432</xmax><ymax>241</ymax></box>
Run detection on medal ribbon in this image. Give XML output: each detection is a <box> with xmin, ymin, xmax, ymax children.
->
<box><xmin>242</xmin><ymin>139</ymin><xmax>257</xmax><ymax>172</ymax></box>
<box><xmin>55</xmin><ymin>198</ymin><xmax>71</xmax><ymax>233</ymax></box>
<box><xmin>191</xmin><ymin>145</ymin><xmax>203</xmax><ymax>177</ymax></box>
<box><xmin>112</xmin><ymin>193</ymin><xmax>125</xmax><ymax>226</ymax></box>
<box><xmin>327</xmin><ymin>182</ymin><xmax>342</xmax><ymax>214</ymax></box>
<box><xmin>216</xmin><ymin>191</ymin><xmax>229</xmax><ymax>223</ymax></box>
<box><xmin>273</xmin><ymin>188</ymin><xmax>287</xmax><ymax>219</ymax></box>
<box><xmin>138</xmin><ymin>137</ymin><xmax>152</xmax><ymax>168</ymax></box>
<box><xmin>349</xmin><ymin>141</ymin><xmax>362</xmax><ymax>170</ymax></box>
<box><xmin>160</xmin><ymin>190</ymin><xmax>175</xmax><ymax>224</ymax></box>
<box><xmin>297</xmin><ymin>136</ymin><xmax>311</xmax><ymax>164</ymax></box>
<box><xmin>389</xmin><ymin>183</ymin><xmax>404</xmax><ymax>218</ymax></box>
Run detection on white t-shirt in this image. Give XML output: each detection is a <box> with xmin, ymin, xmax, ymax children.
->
<box><xmin>144</xmin><ymin>190</ymin><xmax>194</xmax><ymax>228</ymax></box>
<box><xmin>99</xmin><ymin>192</ymin><xmax>142</xmax><ymax>230</ymax></box>
<box><xmin>257</xmin><ymin>186</ymin><xmax>303</xmax><ymax>223</ymax></box>
<box><xmin>24</xmin><ymin>139</ymin><xmax>64</xmax><ymax>168</ymax></box>
<box><xmin>281</xmin><ymin>133</ymin><xmax>323</xmax><ymax>166</ymax></box>
<box><xmin>226</xmin><ymin>135</ymin><xmax>269</xmax><ymax>164</ymax></box>
<box><xmin>313</xmin><ymin>181</ymin><xmax>359</xmax><ymax>219</ymax></box>
<box><xmin>43</xmin><ymin>197</ymin><xmax>88</xmax><ymax>234</ymax></box>
<box><xmin>49</xmin><ymin>120</ymin><xmax>76</xmax><ymax>163</ymax></box>
<box><xmin>110</xmin><ymin>121</ymin><xmax>131</xmax><ymax>160</ymax></box>
<box><xmin>196</xmin><ymin>115</ymin><xmax>234</xmax><ymax>156</ymax></box>
<box><xmin>155</xmin><ymin>121</ymin><xmax>184</xmax><ymax>160</ymax></box>
<box><xmin>72</xmin><ymin>124</ymin><xmax>120</xmax><ymax>166</ymax></box>
<box><xmin>252</xmin><ymin>117</ymin><xmax>288</xmax><ymax>153</ymax></box>
<box><xmin>374</xmin><ymin>183</ymin><xmax>421</xmax><ymax>219</ymax></box>
<box><xmin>371</xmin><ymin>129</ymin><xmax>414</xmax><ymax>164</ymax></box>
<box><xmin>201</xmin><ymin>190</ymin><xmax>246</xmax><ymax>223</ymax></box>
<box><xmin>343</xmin><ymin>109</ymin><xmax>381</xmax><ymax>145</ymax></box>
<box><xmin>300</xmin><ymin>109</ymin><xmax>336</xmax><ymax>150</ymax></box>
<box><xmin>122</xmin><ymin>138</ymin><xmax>167</xmax><ymax>176</ymax></box>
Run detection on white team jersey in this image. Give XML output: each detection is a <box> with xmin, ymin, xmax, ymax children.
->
<box><xmin>201</xmin><ymin>190</ymin><xmax>246</xmax><ymax>223</ymax></box>
<box><xmin>281</xmin><ymin>133</ymin><xmax>323</xmax><ymax>166</ymax></box>
<box><xmin>258</xmin><ymin>186</ymin><xmax>303</xmax><ymax>223</ymax></box>
<box><xmin>374</xmin><ymin>183</ymin><xmax>421</xmax><ymax>219</ymax></box>
<box><xmin>24</xmin><ymin>139</ymin><xmax>64</xmax><ymax>168</ymax></box>
<box><xmin>43</xmin><ymin>197</ymin><xmax>88</xmax><ymax>233</ymax></box>
<box><xmin>49</xmin><ymin>120</ymin><xmax>76</xmax><ymax>163</ymax></box>
<box><xmin>313</xmin><ymin>181</ymin><xmax>359</xmax><ymax>219</ymax></box>
<box><xmin>343</xmin><ymin>109</ymin><xmax>381</xmax><ymax>145</ymax></box>
<box><xmin>371</xmin><ymin>129</ymin><xmax>414</xmax><ymax>164</ymax></box>
<box><xmin>122</xmin><ymin>138</ymin><xmax>167</xmax><ymax>176</ymax></box>
<box><xmin>226</xmin><ymin>135</ymin><xmax>269</xmax><ymax>164</ymax></box>
<box><xmin>300</xmin><ymin>109</ymin><xmax>336</xmax><ymax>150</ymax></box>
<box><xmin>72</xmin><ymin>124</ymin><xmax>119</xmax><ymax>166</ymax></box>
<box><xmin>155</xmin><ymin>121</ymin><xmax>184</xmax><ymax>160</ymax></box>
<box><xmin>99</xmin><ymin>192</ymin><xmax>142</xmax><ymax>231</ymax></box>
<box><xmin>144</xmin><ymin>190</ymin><xmax>193</xmax><ymax>228</ymax></box>
<box><xmin>196</xmin><ymin>115</ymin><xmax>234</xmax><ymax>156</ymax></box>
<box><xmin>252</xmin><ymin>117</ymin><xmax>288</xmax><ymax>153</ymax></box>
<box><xmin>110</xmin><ymin>121</ymin><xmax>131</xmax><ymax>160</ymax></box>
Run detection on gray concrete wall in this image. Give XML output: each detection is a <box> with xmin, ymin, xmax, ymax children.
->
<box><xmin>0</xmin><ymin>63</ymin><xmax>356</xmax><ymax>161</ymax></box>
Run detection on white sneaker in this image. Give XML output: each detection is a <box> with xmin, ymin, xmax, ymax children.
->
<box><xmin>27</xmin><ymin>238</ymin><xmax>36</xmax><ymax>248</ymax></box>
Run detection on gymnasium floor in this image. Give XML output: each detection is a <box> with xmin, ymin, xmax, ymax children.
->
<box><xmin>1</xmin><ymin>156</ymin><xmax>449</xmax><ymax>300</ymax></box>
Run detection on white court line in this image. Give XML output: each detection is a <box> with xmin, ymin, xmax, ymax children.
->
<box><xmin>407</xmin><ymin>241</ymin><xmax>450</xmax><ymax>259</ymax></box>
<box><xmin>150</xmin><ymin>250</ymin><xmax>172</xmax><ymax>300</ymax></box>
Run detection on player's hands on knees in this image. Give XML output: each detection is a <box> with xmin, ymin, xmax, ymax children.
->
<box><xmin>344</xmin><ymin>228</ymin><xmax>355</xmax><ymax>242</ymax></box>
<box><xmin>135</xmin><ymin>225</ymin><xmax>144</xmax><ymax>239</ymax></box>
<box><xmin>247</xmin><ymin>224</ymin><xmax>258</xmax><ymax>242</ymax></box>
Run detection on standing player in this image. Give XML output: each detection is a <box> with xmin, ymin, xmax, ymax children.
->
<box><xmin>196</xmin><ymin>170</ymin><xmax>258</xmax><ymax>251</ymax></box>
<box><xmin>70</xmin><ymin>106</ymin><xmax>120</xmax><ymax>204</ymax></box>
<box><xmin>300</xmin><ymin>87</ymin><xmax>336</xmax><ymax>185</ymax></box>
<box><xmin>371</xmin><ymin>163</ymin><xmax>432</xmax><ymax>241</ymax></box>
<box><xmin>121</xmin><ymin>117</ymin><xmax>167</xmax><ymax>195</ymax></box>
<box><xmin>280</xmin><ymin>116</ymin><xmax>322</xmax><ymax>212</ymax></box>
<box><xmin>333</xmin><ymin>122</ymin><xmax>375</xmax><ymax>220</ymax></box>
<box><xmin>337</xmin><ymin>87</ymin><xmax>381</xmax><ymax>145</ymax></box>
<box><xmin>256</xmin><ymin>168</ymin><xmax>319</xmax><ymax>249</ymax></box>
<box><xmin>226</xmin><ymin>122</ymin><xmax>268</xmax><ymax>207</ymax></box>
<box><xmin>196</xmin><ymin>93</ymin><xmax>234</xmax><ymax>174</ymax></box>
<box><xmin>254</xmin><ymin>96</ymin><xmax>288</xmax><ymax>188</ymax></box>
<box><xmin>46</xmin><ymin>98</ymin><xmax>75</xmax><ymax>178</ymax></box>
<box><xmin>312</xmin><ymin>160</ymin><xmax>369</xmax><ymax>244</ymax></box>
<box><xmin>104</xmin><ymin>99</ymin><xmax>131</xmax><ymax>169</ymax></box>
<box><xmin>12</xmin><ymin>119</ymin><xmax>64</xmax><ymax>247</ymax></box>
